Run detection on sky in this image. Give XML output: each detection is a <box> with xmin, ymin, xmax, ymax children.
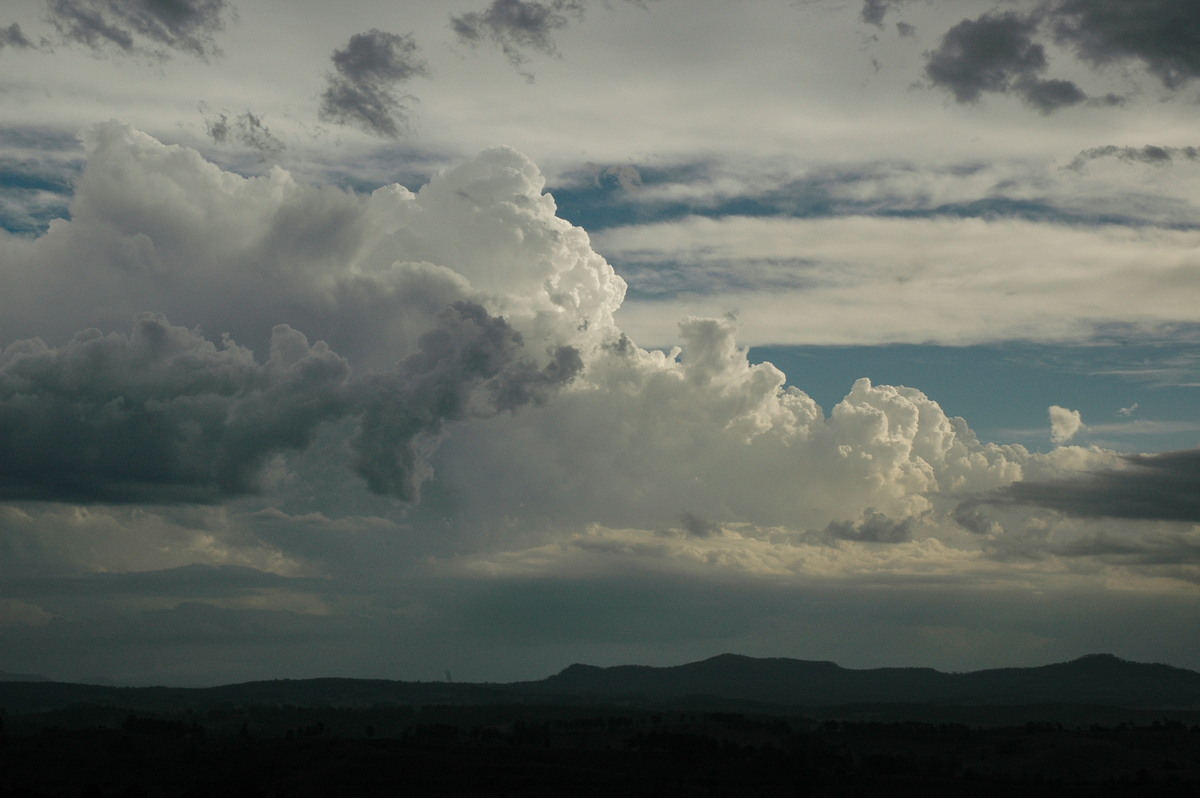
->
<box><xmin>0</xmin><ymin>0</ymin><xmax>1198</xmax><ymax>686</ymax></box>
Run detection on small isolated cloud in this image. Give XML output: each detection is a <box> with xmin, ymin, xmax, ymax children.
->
<box><xmin>452</xmin><ymin>0</ymin><xmax>584</xmax><ymax>74</ymax></box>
<box><xmin>203</xmin><ymin>109</ymin><xmax>284</xmax><ymax>155</ymax></box>
<box><xmin>0</xmin><ymin>22</ymin><xmax>35</xmax><ymax>50</ymax></box>
<box><xmin>924</xmin><ymin>11</ymin><xmax>1086</xmax><ymax>114</ymax></box>
<box><xmin>860</xmin><ymin>0</ymin><xmax>912</xmax><ymax>28</ymax></box>
<box><xmin>46</xmin><ymin>0</ymin><xmax>232</xmax><ymax>60</ymax></box>
<box><xmin>318</xmin><ymin>29</ymin><xmax>428</xmax><ymax>139</ymax></box>
<box><xmin>1118</xmin><ymin>402</ymin><xmax>1139</xmax><ymax>417</ymax></box>
<box><xmin>1049</xmin><ymin>405</ymin><xmax>1084</xmax><ymax>444</ymax></box>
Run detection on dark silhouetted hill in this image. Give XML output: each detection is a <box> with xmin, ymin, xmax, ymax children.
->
<box><xmin>3</xmin><ymin>653</ymin><xmax>1199</xmax><ymax>716</ymax></box>
<box><xmin>531</xmin><ymin>653</ymin><xmax>1200</xmax><ymax>709</ymax></box>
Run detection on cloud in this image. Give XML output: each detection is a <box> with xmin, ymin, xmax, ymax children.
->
<box><xmin>0</xmin><ymin>125</ymin><xmax>615</xmax><ymax>506</ymax></box>
<box><xmin>318</xmin><ymin>29</ymin><xmax>429</xmax><ymax>138</ymax></box>
<box><xmin>923</xmin><ymin>11</ymin><xmax>1086</xmax><ymax>113</ymax></box>
<box><xmin>0</xmin><ymin>22</ymin><xmax>35</xmax><ymax>50</ymax></box>
<box><xmin>678</xmin><ymin>511</ymin><xmax>720</xmax><ymax>538</ymax></box>
<box><xmin>821</xmin><ymin>509</ymin><xmax>914</xmax><ymax>543</ymax></box>
<box><xmin>203</xmin><ymin>110</ymin><xmax>284</xmax><ymax>155</ymax></box>
<box><xmin>0</xmin><ymin>315</ymin><xmax>350</xmax><ymax>503</ymax></box>
<box><xmin>1068</xmin><ymin>144</ymin><xmax>1200</xmax><ymax>171</ymax></box>
<box><xmin>0</xmin><ymin>125</ymin><xmax>1148</xmax><ymax>592</ymax></box>
<box><xmin>351</xmin><ymin>301</ymin><xmax>582</xmax><ymax>500</ymax></box>
<box><xmin>1048</xmin><ymin>0</ymin><xmax>1200</xmax><ymax>89</ymax></box>
<box><xmin>452</xmin><ymin>0</ymin><xmax>584</xmax><ymax>74</ymax></box>
<box><xmin>595</xmin><ymin>215</ymin><xmax>1200</xmax><ymax>347</ymax></box>
<box><xmin>450</xmin><ymin>0</ymin><xmax>653</xmax><ymax>78</ymax></box>
<box><xmin>977</xmin><ymin>448</ymin><xmax>1200</xmax><ymax>525</ymax></box>
<box><xmin>46</xmin><ymin>0</ymin><xmax>232</xmax><ymax>59</ymax></box>
<box><xmin>1048</xmin><ymin>404</ymin><xmax>1084</xmax><ymax>444</ymax></box>
<box><xmin>860</xmin><ymin>0</ymin><xmax>909</xmax><ymax>28</ymax></box>
<box><xmin>924</xmin><ymin>12</ymin><xmax>1046</xmax><ymax>103</ymax></box>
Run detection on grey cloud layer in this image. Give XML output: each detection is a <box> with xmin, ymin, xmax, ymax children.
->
<box><xmin>987</xmin><ymin>448</ymin><xmax>1200</xmax><ymax>523</ymax></box>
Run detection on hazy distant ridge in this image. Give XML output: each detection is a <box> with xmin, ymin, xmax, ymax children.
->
<box><xmin>3</xmin><ymin>654</ymin><xmax>1199</xmax><ymax>714</ymax></box>
<box><xmin>533</xmin><ymin>653</ymin><xmax>1200</xmax><ymax>709</ymax></box>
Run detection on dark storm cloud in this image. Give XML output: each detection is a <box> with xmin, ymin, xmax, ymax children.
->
<box><xmin>925</xmin><ymin>10</ymin><xmax>1048</xmax><ymax>102</ymax></box>
<box><xmin>0</xmin><ymin>314</ymin><xmax>350</xmax><ymax>504</ymax></box>
<box><xmin>46</xmin><ymin>0</ymin><xmax>232</xmax><ymax>59</ymax></box>
<box><xmin>0</xmin><ymin>302</ymin><xmax>580</xmax><ymax>505</ymax></box>
<box><xmin>822</xmin><ymin>510</ymin><xmax>914</xmax><ymax>544</ymax></box>
<box><xmin>318</xmin><ymin>29</ymin><xmax>428</xmax><ymax>139</ymax></box>
<box><xmin>203</xmin><ymin>110</ymin><xmax>284</xmax><ymax>155</ymax></box>
<box><xmin>970</xmin><ymin>448</ymin><xmax>1200</xmax><ymax>524</ymax></box>
<box><xmin>912</xmin><ymin>1</ymin><xmax>1200</xmax><ymax>112</ymax></box>
<box><xmin>0</xmin><ymin>22</ymin><xmax>35</xmax><ymax>50</ymax></box>
<box><xmin>924</xmin><ymin>11</ymin><xmax>1086</xmax><ymax>113</ymax></box>
<box><xmin>451</xmin><ymin>0</ymin><xmax>584</xmax><ymax>72</ymax></box>
<box><xmin>1068</xmin><ymin>144</ymin><xmax>1200</xmax><ymax>171</ymax></box>
<box><xmin>1019</xmin><ymin>76</ymin><xmax>1086</xmax><ymax>113</ymax></box>
<box><xmin>351</xmin><ymin>301</ymin><xmax>582</xmax><ymax>501</ymax></box>
<box><xmin>1048</xmin><ymin>0</ymin><xmax>1200</xmax><ymax>89</ymax></box>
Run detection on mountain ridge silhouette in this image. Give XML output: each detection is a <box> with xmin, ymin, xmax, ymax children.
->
<box><xmin>3</xmin><ymin>653</ymin><xmax>1199</xmax><ymax>714</ymax></box>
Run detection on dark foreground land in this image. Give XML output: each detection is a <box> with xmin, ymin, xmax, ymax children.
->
<box><xmin>5</xmin><ymin>654</ymin><xmax>1200</xmax><ymax>796</ymax></box>
<box><xmin>3</xmin><ymin>703</ymin><xmax>1200</xmax><ymax>797</ymax></box>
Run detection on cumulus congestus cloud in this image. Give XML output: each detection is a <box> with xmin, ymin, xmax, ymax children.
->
<box><xmin>0</xmin><ymin>123</ymin><xmax>1121</xmax><ymax>564</ymax></box>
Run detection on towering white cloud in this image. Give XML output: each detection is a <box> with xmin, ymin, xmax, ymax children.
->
<box><xmin>0</xmin><ymin>124</ymin><xmax>1143</xmax><ymax>578</ymax></box>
